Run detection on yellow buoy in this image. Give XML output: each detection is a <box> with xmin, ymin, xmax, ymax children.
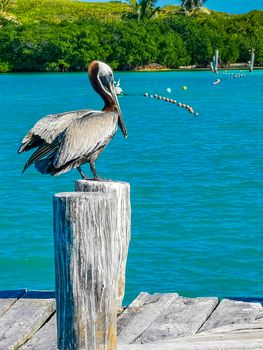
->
<box><xmin>182</xmin><ymin>86</ymin><xmax>187</xmax><ymax>90</ymax></box>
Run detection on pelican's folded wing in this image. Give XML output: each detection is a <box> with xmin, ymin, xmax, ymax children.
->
<box><xmin>18</xmin><ymin>109</ymin><xmax>93</xmax><ymax>153</ymax></box>
<box><xmin>53</xmin><ymin>111</ymin><xmax>118</xmax><ymax>169</ymax></box>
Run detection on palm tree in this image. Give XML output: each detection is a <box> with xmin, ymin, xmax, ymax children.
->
<box><xmin>123</xmin><ymin>0</ymin><xmax>161</xmax><ymax>21</ymax></box>
<box><xmin>181</xmin><ymin>0</ymin><xmax>207</xmax><ymax>15</ymax></box>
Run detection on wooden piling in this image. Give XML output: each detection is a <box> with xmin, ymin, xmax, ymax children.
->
<box><xmin>53</xmin><ymin>187</ymin><xmax>130</xmax><ymax>350</ymax></box>
<box><xmin>75</xmin><ymin>180</ymin><xmax>131</xmax><ymax>310</ymax></box>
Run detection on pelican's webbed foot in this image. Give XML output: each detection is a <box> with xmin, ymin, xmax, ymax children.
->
<box><xmin>93</xmin><ymin>176</ymin><xmax>105</xmax><ymax>181</ymax></box>
<box><xmin>93</xmin><ymin>176</ymin><xmax>112</xmax><ymax>182</ymax></box>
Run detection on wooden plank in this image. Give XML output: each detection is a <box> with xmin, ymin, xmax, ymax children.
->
<box><xmin>20</xmin><ymin>313</ymin><xmax>57</xmax><ymax>350</ymax></box>
<box><xmin>256</xmin><ymin>310</ymin><xmax>263</xmax><ymax>319</ymax></box>
<box><xmin>117</xmin><ymin>292</ymin><xmax>178</xmax><ymax>344</ymax></box>
<box><xmin>0</xmin><ymin>289</ymin><xmax>27</xmax><ymax>317</ymax></box>
<box><xmin>0</xmin><ymin>290</ymin><xmax>261</xmax><ymax>350</ymax></box>
<box><xmin>198</xmin><ymin>318</ymin><xmax>263</xmax><ymax>335</ymax></box>
<box><xmin>0</xmin><ymin>291</ymin><xmax>55</xmax><ymax>350</ymax></box>
<box><xmin>200</xmin><ymin>298</ymin><xmax>262</xmax><ymax>332</ymax></box>
<box><xmin>117</xmin><ymin>337</ymin><xmax>263</xmax><ymax>350</ymax></box>
<box><xmin>19</xmin><ymin>319</ymin><xmax>263</xmax><ymax>350</ymax></box>
<box><xmin>137</xmin><ymin>297</ymin><xmax>218</xmax><ymax>343</ymax></box>
<box><xmin>117</xmin><ymin>293</ymin><xmax>157</xmax><ymax>334</ymax></box>
<box><xmin>118</xmin><ymin>321</ymin><xmax>263</xmax><ymax>349</ymax></box>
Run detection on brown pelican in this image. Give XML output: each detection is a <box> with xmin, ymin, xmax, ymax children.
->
<box><xmin>18</xmin><ymin>61</ymin><xmax>128</xmax><ymax>180</ymax></box>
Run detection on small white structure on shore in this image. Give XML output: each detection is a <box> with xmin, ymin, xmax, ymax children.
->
<box><xmin>211</xmin><ymin>49</ymin><xmax>219</xmax><ymax>73</ymax></box>
<box><xmin>249</xmin><ymin>49</ymin><xmax>255</xmax><ymax>72</ymax></box>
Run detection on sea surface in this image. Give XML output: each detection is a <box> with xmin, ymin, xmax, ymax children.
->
<box><xmin>0</xmin><ymin>70</ymin><xmax>262</xmax><ymax>304</ymax></box>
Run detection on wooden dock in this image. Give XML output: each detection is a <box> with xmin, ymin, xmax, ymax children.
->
<box><xmin>0</xmin><ymin>290</ymin><xmax>263</xmax><ymax>350</ymax></box>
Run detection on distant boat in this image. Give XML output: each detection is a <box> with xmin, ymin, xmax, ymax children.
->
<box><xmin>213</xmin><ymin>78</ymin><xmax>221</xmax><ymax>85</ymax></box>
<box><xmin>114</xmin><ymin>79</ymin><xmax>124</xmax><ymax>95</ymax></box>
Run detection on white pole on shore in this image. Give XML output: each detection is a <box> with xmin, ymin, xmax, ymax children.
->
<box><xmin>249</xmin><ymin>50</ymin><xmax>255</xmax><ymax>72</ymax></box>
<box><xmin>212</xmin><ymin>56</ymin><xmax>216</xmax><ymax>72</ymax></box>
<box><xmin>215</xmin><ymin>49</ymin><xmax>219</xmax><ymax>73</ymax></box>
<box><xmin>53</xmin><ymin>184</ymin><xmax>130</xmax><ymax>350</ymax></box>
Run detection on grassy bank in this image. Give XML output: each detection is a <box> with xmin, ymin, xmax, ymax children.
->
<box><xmin>0</xmin><ymin>0</ymin><xmax>262</xmax><ymax>72</ymax></box>
<box><xmin>10</xmin><ymin>0</ymin><xmax>129</xmax><ymax>23</ymax></box>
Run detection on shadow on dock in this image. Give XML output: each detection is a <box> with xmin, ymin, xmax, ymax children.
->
<box><xmin>0</xmin><ymin>289</ymin><xmax>55</xmax><ymax>299</ymax></box>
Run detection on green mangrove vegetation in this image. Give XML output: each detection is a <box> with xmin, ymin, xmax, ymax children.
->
<box><xmin>0</xmin><ymin>0</ymin><xmax>262</xmax><ymax>72</ymax></box>
<box><xmin>180</xmin><ymin>0</ymin><xmax>207</xmax><ymax>16</ymax></box>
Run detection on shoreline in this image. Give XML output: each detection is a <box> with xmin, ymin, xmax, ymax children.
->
<box><xmin>133</xmin><ymin>64</ymin><xmax>263</xmax><ymax>72</ymax></box>
<box><xmin>1</xmin><ymin>66</ymin><xmax>263</xmax><ymax>74</ymax></box>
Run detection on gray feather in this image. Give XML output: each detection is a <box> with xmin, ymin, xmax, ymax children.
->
<box><xmin>19</xmin><ymin>109</ymin><xmax>94</xmax><ymax>153</ymax></box>
<box><xmin>54</xmin><ymin>111</ymin><xmax>117</xmax><ymax>169</ymax></box>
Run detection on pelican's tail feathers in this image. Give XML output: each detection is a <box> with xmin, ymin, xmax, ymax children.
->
<box><xmin>35</xmin><ymin>157</ymin><xmax>54</xmax><ymax>174</ymax></box>
<box><xmin>35</xmin><ymin>157</ymin><xmax>79</xmax><ymax>176</ymax></box>
<box><xmin>22</xmin><ymin>144</ymin><xmax>57</xmax><ymax>174</ymax></box>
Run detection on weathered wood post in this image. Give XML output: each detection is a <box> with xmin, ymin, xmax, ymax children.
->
<box><xmin>75</xmin><ymin>180</ymin><xmax>131</xmax><ymax>310</ymax></box>
<box><xmin>53</xmin><ymin>184</ymin><xmax>130</xmax><ymax>350</ymax></box>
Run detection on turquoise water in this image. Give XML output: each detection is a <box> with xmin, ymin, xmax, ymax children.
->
<box><xmin>0</xmin><ymin>70</ymin><xmax>262</xmax><ymax>304</ymax></box>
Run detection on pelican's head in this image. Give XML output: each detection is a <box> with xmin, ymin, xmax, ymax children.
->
<box><xmin>88</xmin><ymin>61</ymin><xmax>128</xmax><ymax>138</ymax></box>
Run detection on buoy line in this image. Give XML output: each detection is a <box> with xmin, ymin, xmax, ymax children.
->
<box><xmin>144</xmin><ymin>92</ymin><xmax>199</xmax><ymax>116</ymax></box>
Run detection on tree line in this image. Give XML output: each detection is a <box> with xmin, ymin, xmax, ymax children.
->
<box><xmin>0</xmin><ymin>0</ymin><xmax>262</xmax><ymax>72</ymax></box>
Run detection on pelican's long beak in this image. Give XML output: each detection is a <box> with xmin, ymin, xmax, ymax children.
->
<box><xmin>109</xmin><ymin>82</ymin><xmax>128</xmax><ymax>138</ymax></box>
